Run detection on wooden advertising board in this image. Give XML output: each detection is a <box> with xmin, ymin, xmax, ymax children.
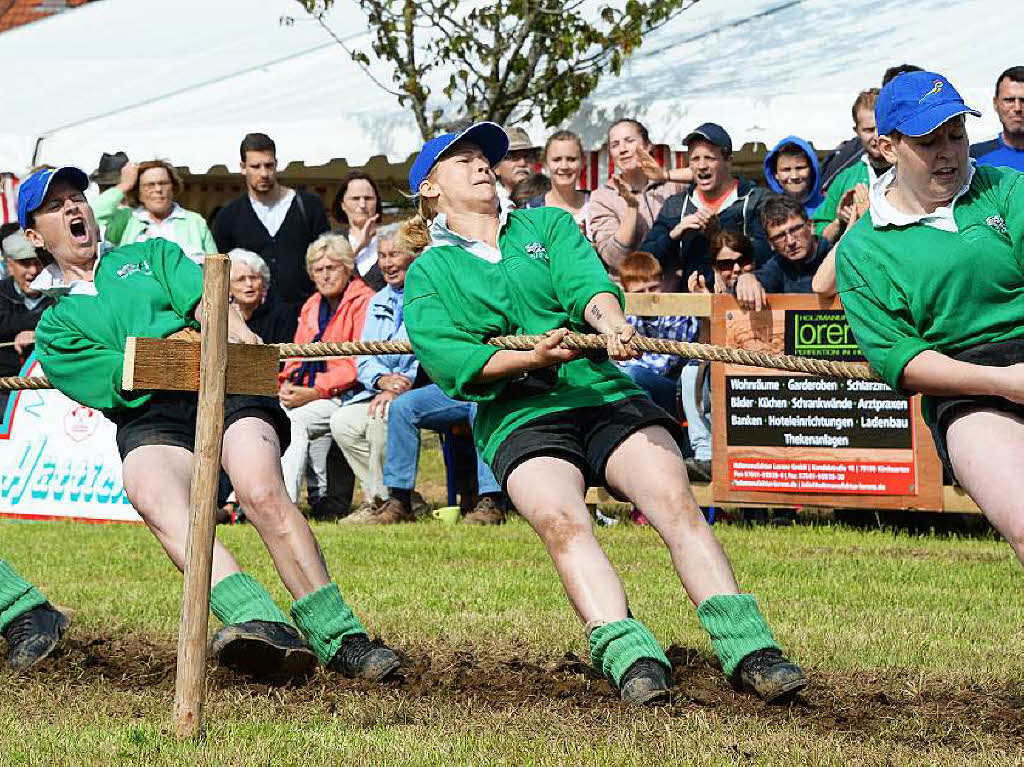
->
<box><xmin>710</xmin><ymin>295</ymin><xmax>943</xmax><ymax>510</ymax></box>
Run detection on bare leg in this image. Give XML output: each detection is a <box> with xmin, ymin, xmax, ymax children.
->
<box><xmin>505</xmin><ymin>456</ymin><xmax>628</xmax><ymax>623</ymax></box>
<box><xmin>121</xmin><ymin>445</ymin><xmax>241</xmax><ymax>585</ymax></box>
<box><xmin>946</xmin><ymin>408</ymin><xmax>1024</xmax><ymax>565</ymax></box>
<box><xmin>604</xmin><ymin>426</ymin><xmax>739</xmax><ymax>605</ymax></box>
<box><xmin>221</xmin><ymin>417</ymin><xmax>330</xmax><ymax>599</ymax></box>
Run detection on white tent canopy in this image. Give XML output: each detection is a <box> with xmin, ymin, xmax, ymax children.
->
<box><xmin>0</xmin><ymin>0</ymin><xmax>1018</xmax><ymax>177</ymax></box>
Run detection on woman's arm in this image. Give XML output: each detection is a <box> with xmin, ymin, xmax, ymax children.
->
<box><xmin>900</xmin><ymin>350</ymin><xmax>1024</xmax><ymax>401</ymax></box>
<box><xmin>584</xmin><ymin>292</ymin><xmax>641</xmax><ymax>361</ymax></box>
<box><xmin>811</xmin><ymin>244</ymin><xmax>838</xmax><ymax>297</ymax></box>
<box><xmin>475</xmin><ymin>329</ymin><xmax>580</xmax><ymax>383</ymax></box>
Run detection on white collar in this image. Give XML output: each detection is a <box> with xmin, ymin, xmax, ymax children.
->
<box><xmin>868</xmin><ymin>161</ymin><xmax>975</xmax><ymax>233</ymax></box>
<box><xmin>30</xmin><ymin>243</ymin><xmax>112</xmax><ymax>297</ymax></box>
<box><xmin>249</xmin><ymin>188</ymin><xmax>294</xmax><ymax>211</ymax></box>
<box><xmin>428</xmin><ymin>196</ymin><xmax>512</xmax><ymax>263</ymax></box>
<box><xmin>135</xmin><ymin>203</ymin><xmax>186</xmax><ymax>224</ymax></box>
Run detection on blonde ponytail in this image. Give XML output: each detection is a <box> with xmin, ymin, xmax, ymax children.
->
<box><xmin>397</xmin><ymin>211</ymin><xmax>431</xmax><ymax>256</ymax></box>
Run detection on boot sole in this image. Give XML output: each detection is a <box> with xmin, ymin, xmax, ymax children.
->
<box><xmin>211</xmin><ymin>628</ymin><xmax>319</xmax><ymax>684</ymax></box>
<box><xmin>6</xmin><ymin>609</ymin><xmax>71</xmax><ymax>671</ymax></box>
<box><xmin>621</xmin><ymin>686</ymin><xmax>671</xmax><ymax>706</ymax></box>
<box><xmin>760</xmin><ymin>674</ymin><xmax>809</xmax><ymax>704</ymax></box>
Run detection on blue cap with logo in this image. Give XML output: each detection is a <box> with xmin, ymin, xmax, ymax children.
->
<box><xmin>875</xmin><ymin>71</ymin><xmax>980</xmax><ymax>137</ymax></box>
<box><xmin>408</xmin><ymin>121</ymin><xmax>509</xmax><ymax>193</ymax></box>
<box><xmin>17</xmin><ymin>166</ymin><xmax>89</xmax><ymax>229</ymax></box>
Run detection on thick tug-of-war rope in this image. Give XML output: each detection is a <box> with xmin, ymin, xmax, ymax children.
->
<box><xmin>0</xmin><ymin>333</ymin><xmax>880</xmax><ymax>392</ymax></box>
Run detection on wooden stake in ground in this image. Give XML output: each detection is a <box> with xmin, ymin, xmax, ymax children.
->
<box><xmin>173</xmin><ymin>255</ymin><xmax>230</xmax><ymax>739</ymax></box>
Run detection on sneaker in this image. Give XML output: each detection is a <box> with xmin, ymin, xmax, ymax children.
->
<box><xmin>326</xmin><ymin>633</ymin><xmax>401</xmax><ymax>681</ymax></box>
<box><xmin>462</xmin><ymin>496</ymin><xmax>505</xmax><ymax>525</ymax></box>
<box><xmin>685</xmin><ymin>458</ymin><xmax>713</xmax><ymax>483</ymax></box>
<box><xmin>618</xmin><ymin>658</ymin><xmax>671</xmax><ymax>705</ymax></box>
<box><xmin>364</xmin><ymin>497</ymin><xmax>416</xmax><ymax>525</ymax></box>
<box><xmin>2</xmin><ymin>602</ymin><xmax>71</xmax><ymax>670</ymax></box>
<box><xmin>210</xmin><ymin>620</ymin><xmax>318</xmax><ymax>683</ymax></box>
<box><xmin>339</xmin><ymin>499</ymin><xmax>384</xmax><ymax>525</ymax></box>
<box><xmin>732</xmin><ymin>648</ymin><xmax>808</xmax><ymax>703</ymax></box>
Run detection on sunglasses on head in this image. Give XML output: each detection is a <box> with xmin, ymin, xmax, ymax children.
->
<box><xmin>714</xmin><ymin>254</ymin><xmax>752</xmax><ymax>270</ymax></box>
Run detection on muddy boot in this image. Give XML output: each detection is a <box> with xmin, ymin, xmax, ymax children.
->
<box><xmin>618</xmin><ymin>658</ymin><xmax>671</xmax><ymax>705</ymax></box>
<box><xmin>210</xmin><ymin>620</ymin><xmax>318</xmax><ymax>683</ymax></box>
<box><xmin>410</xmin><ymin>491</ymin><xmax>430</xmax><ymax>519</ymax></box>
<box><xmin>326</xmin><ymin>633</ymin><xmax>400</xmax><ymax>681</ymax></box>
<box><xmin>365</xmin><ymin>497</ymin><xmax>416</xmax><ymax>525</ymax></box>
<box><xmin>339</xmin><ymin>499</ymin><xmax>383</xmax><ymax>525</ymax></box>
<box><xmin>2</xmin><ymin>603</ymin><xmax>71</xmax><ymax>670</ymax></box>
<box><xmin>462</xmin><ymin>496</ymin><xmax>506</xmax><ymax>525</ymax></box>
<box><xmin>732</xmin><ymin>648</ymin><xmax>808</xmax><ymax>703</ymax></box>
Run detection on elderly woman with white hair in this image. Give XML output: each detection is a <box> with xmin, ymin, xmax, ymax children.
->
<box><xmin>228</xmin><ymin>248</ymin><xmax>297</xmax><ymax>343</ymax></box>
<box><xmin>278</xmin><ymin>233</ymin><xmax>375</xmax><ymax>508</ymax></box>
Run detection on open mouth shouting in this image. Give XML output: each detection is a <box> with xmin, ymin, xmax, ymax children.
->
<box><xmin>68</xmin><ymin>214</ymin><xmax>93</xmax><ymax>247</ymax></box>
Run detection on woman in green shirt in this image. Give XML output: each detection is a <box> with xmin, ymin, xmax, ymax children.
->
<box><xmin>835</xmin><ymin>71</ymin><xmax>1024</xmax><ymax>567</ymax></box>
<box><xmin>402</xmin><ymin>123</ymin><xmax>807</xmax><ymax>705</ymax></box>
<box><xmin>18</xmin><ymin>166</ymin><xmax>399</xmax><ymax>684</ymax></box>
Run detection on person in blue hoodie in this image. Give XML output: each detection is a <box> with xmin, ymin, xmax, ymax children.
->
<box><xmin>763</xmin><ymin>136</ymin><xmax>824</xmax><ymax>218</ymax></box>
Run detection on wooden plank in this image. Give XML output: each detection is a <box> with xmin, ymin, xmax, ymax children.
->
<box><xmin>173</xmin><ymin>255</ymin><xmax>230</xmax><ymax>739</ymax></box>
<box><xmin>123</xmin><ymin>336</ymin><xmax>279</xmax><ymax>396</ymax></box>
<box><xmin>587</xmin><ymin>483</ymin><xmax>713</xmax><ymax>507</ymax></box>
<box><xmin>941</xmin><ymin>485</ymin><xmax>982</xmax><ymax>514</ymax></box>
<box><xmin>625</xmin><ymin>292</ymin><xmax>711</xmax><ymax>317</ymax></box>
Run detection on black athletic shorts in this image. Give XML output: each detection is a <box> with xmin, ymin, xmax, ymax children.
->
<box><xmin>927</xmin><ymin>338</ymin><xmax>1024</xmax><ymax>483</ymax></box>
<box><xmin>108</xmin><ymin>390</ymin><xmax>291</xmax><ymax>461</ymax></box>
<box><xmin>490</xmin><ymin>395</ymin><xmax>686</xmax><ymax>494</ymax></box>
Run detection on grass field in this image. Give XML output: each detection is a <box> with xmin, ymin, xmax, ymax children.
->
<box><xmin>3</xmin><ymin>509</ymin><xmax>1023</xmax><ymax>766</ymax></box>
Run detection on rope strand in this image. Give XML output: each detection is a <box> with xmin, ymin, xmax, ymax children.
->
<box><xmin>0</xmin><ymin>332</ymin><xmax>880</xmax><ymax>392</ymax></box>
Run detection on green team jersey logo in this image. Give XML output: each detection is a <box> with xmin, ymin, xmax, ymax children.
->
<box><xmin>986</xmin><ymin>215</ymin><xmax>1008</xmax><ymax>236</ymax></box>
<box><xmin>115</xmin><ymin>260</ymin><xmax>153</xmax><ymax>279</ymax></box>
<box><xmin>525</xmin><ymin>242</ymin><xmax>548</xmax><ymax>261</ymax></box>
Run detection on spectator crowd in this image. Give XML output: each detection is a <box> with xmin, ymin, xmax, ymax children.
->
<box><xmin>2</xmin><ymin>63</ymin><xmax>1022</xmax><ymax>524</ymax></box>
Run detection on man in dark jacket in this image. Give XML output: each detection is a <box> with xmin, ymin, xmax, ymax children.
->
<box><xmin>640</xmin><ymin>123</ymin><xmax>770</xmax><ymax>291</ymax></box>
<box><xmin>734</xmin><ymin>195</ymin><xmax>830</xmax><ymax>308</ymax></box>
<box><xmin>0</xmin><ymin>231</ymin><xmax>53</xmax><ymax>409</ymax></box>
<box><xmin>213</xmin><ymin>133</ymin><xmax>330</xmax><ymax>317</ymax></box>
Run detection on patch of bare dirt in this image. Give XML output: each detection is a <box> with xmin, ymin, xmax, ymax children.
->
<box><xmin>7</xmin><ymin>635</ymin><xmax>1023</xmax><ymax>749</ymax></box>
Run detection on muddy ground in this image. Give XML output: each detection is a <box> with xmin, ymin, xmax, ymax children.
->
<box><xmin>8</xmin><ymin>633</ymin><xmax>1023</xmax><ymax>753</ymax></box>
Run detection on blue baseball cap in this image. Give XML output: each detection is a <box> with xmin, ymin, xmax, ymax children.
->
<box><xmin>408</xmin><ymin>122</ymin><xmax>509</xmax><ymax>193</ymax></box>
<box><xmin>684</xmin><ymin>122</ymin><xmax>733</xmax><ymax>155</ymax></box>
<box><xmin>876</xmin><ymin>71</ymin><xmax>980</xmax><ymax>137</ymax></box>
<box><xmin>17</xmin><ymin>166</ymin><xmax>89</xmax><ymax>229</ymax></box>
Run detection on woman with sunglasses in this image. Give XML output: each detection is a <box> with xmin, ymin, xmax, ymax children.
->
<box><xmin>400</xmin><ymin>122</ymin><xmax>807</xmax><ymax>706</ymax></box>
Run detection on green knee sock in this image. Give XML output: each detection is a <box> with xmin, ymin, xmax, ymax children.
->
<box><xmin>289</xmin><ymin>583</ymin><xmax>367</xmax><ymax>665</ymax></box>
<box><xmin>209</xmin><ymin>572</ymin><xmax>290</xmax><ymax>626</ymax></box>
<box><xmin>588</xmin><ymin>619</ymin><xmax>671</xmax><ymax>688</ymax></box>
<box><xmin>0</xmin><ymin>559</ymin><xmax>48</xmax><ymax>634</ymax></box>
<box><xmin>696</xmin><ymin>594</ymin><xmax>778</xmax><ymax>677</ymax></box>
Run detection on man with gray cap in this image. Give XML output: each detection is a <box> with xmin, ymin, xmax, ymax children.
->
<box><xmin>494</xmin><ymin>127</ymin><xmax>538</xmax><ymax>204</ymax></box>
<box><xmin>641</xmin><ymin>122</ymin><xmax>771</xmax><ymax>291</ymax></box>
<box><xmin>0</xmin><ymin>229</ymin><xmax>52</xmax><ymax>408</ymax></box>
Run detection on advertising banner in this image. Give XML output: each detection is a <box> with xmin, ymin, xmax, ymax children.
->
<box><xmin>710</xmin><ymin>296</ymin><xmax>942</xmax><ymax>510</ymax></box>
<box><xmin>0</xmin><ymin>357</ymin><xmax>140</xmax><ymax>523</ymax></box>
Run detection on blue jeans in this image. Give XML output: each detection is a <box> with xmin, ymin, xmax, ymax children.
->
<box><xmin>383</xmin><ymin>384</ymin><xmax>500</xmax><ymax>494</ymax></box>
<box><xmin>680</xmin><ymin>362</ymin><xmax>711</xmax><ymax>460</ymax></box>
<box><xmin>625</xmin><ymin>365</ymin><xmax>679</xmax><ymax>417</ymax></box>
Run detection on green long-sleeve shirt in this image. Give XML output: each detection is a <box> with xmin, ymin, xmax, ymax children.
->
<box><xmin>835</xmin><ymin>164</ymin><xmax>1024</xmax><ymax>406</ymax></box>
<box><xmin>403</xmin><ymin>207</ymin><xmax>643</xmax><ymax>464</ymax></box>
<box><xmin>812</xmin><ymin>160</ymin><xmax>872</xmax><ymax>236</ymax></box>
<box><xmin>93</xmin><ymin>188</ymin><xmax>217</xmax><ymax>258</ymax></box>
<box><xmin>34</xmin><ymin>239</ymin><xmax>203</xmax><ymax>414</ymax></box>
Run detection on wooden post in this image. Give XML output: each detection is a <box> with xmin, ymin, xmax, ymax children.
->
<box><xmin>173</xmin><ymin>254</ymin><xmax>230</xmax><ymax>739</ymax></box>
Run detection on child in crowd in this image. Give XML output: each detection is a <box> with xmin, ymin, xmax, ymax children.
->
<box><xmin>615</xmin><ymin>251</ymin><xmax>698</xmax><ymax>417</ymax></box>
